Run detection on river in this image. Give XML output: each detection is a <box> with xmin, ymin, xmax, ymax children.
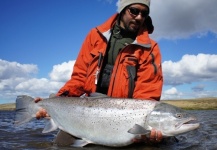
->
<box><xmin>0</xmin><ymin>110</ymin><xmax>216</xmax><ymax>150</ymax></box>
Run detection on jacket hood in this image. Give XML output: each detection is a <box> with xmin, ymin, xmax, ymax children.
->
<box><xmin>96</xmin><ymin>13</ymin><xmax>152</xmax><ymax>48</ymax></box>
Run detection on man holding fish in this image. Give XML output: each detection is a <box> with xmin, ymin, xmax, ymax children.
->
<box><xmin>35</xmin><ymin>0</ymin><xmax>163</xmax><ymax>145</ymax></box>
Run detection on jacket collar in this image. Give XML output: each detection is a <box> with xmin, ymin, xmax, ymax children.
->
<box><xmin>96</xmin><ymin>13</ymin><xmax>151</xmax><ymax>48</ymax></box>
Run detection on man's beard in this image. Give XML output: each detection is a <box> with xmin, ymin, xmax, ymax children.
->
<box><xmin>123</xmin><ymin>21</ymin><xmax>140</xmax><ymax>34</ymax></box>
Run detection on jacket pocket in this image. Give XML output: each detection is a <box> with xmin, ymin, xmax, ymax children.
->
<box><xmin>120</xmin><ymin>56</ymin><xmax>138</xmax><ymax>98</ymax></box>
<box><xmin>126</xmin><ymin>65</ymin><xmax>136</xmax><ymax>98</ymax></box>
<box><xmin>100</xmin><ymin>64</ymin><xmax>113</xmax><ymax>88</ymax></box>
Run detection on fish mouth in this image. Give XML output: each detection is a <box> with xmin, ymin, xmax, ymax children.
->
<box><xmin>163</xmin><ymin>117</ymin><xmax>200</xmax><ymax>136</ymax></box>
<box><xmin>175</xmin><ymin>117</ymin><xmax>200</xmax><ymax>129</ymax></box>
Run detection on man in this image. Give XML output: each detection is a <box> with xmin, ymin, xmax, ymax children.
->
<box><xmin>56</xmin><ymin>0</ymin><xmax>163</xmax><ymax>100</ymax></box>
<box><xmin>36</xmin><ymin>0</ymin><xmax>163</xmax><ymax>145</ymax></box>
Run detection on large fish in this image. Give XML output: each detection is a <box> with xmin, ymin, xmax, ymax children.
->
<box><xmin>14</xmin><ymin>93</ymin><xmax>200</xmax><ymax>147</ymax></box>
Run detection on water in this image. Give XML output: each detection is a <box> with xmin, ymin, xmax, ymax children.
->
<box><xmin>0</xmin><ymin>110</ymin><xmax>216</xmax><ymax>150</ymax></box>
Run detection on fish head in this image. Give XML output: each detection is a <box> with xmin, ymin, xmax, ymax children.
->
<box><xmin>146</xmin><ymin>103</ymin><xmax>200</xmax><ymax>136</ymax></box>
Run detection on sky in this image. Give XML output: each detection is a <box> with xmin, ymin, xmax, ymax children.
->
<box><xmin>0</xmin><ymin>0</ymin><xmax>217</xmax><ymax>104</ymax></box>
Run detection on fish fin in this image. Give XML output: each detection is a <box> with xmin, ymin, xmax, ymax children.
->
<box><xmin>42</xmin><ymin>118</ymin><xmax>58</xmax><ymax>133</ymax></box>
<box><xmin>71</xmin><ymin>139</ymin><xmax>91</xmax><ymax>147</ymax></box>
<box><xmin>80</xmin><ymin>93</ymin><xmax>87</xmax><ymax>98</ymax></box>
<box><xmin>80</xmin><ymin>92</ymin><xmax>109</xmax><ymax>98</ymax></box>
<box><xmin>49</xmin><ymin>93</ymin><xmax>56</xmax><ymax>98</ymax></box>
<box><xmin>53</xmin><ymin>130</ymin><xmax>76</xmax><ymax>146</ymax></box>
<box><xmin>89</xmin><ymin>92</ymin><xmax>109</xmax><ymax>98</ymax></box>
<box><xmin>14</xmin><ymin>95</ymin><xmax>36</xmax><ymax>125</ymax></box>
<box><xmin>128</xmin><ymin>124</ymin><xmax>150</xmax><ymax>135</ymax></box>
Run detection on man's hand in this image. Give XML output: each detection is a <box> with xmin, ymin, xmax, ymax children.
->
<box><xmin>133</xmin><ymin>129</ymin><xmax>163</xmax><ymax>144</ymax></box>
<box><xmin>34</xmin><ymin>97</ymin><xmax>49</xmax><ymax>119</ymax></box>
<box><xmin>149</xmin><ymin>129</ymin><xmax>163</xmax><ymax>143</ymax></box>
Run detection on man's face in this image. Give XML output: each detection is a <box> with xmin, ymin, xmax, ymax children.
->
<box><xmin>120</xmin><ymin>4</ymin><xmax>149</xmax><ymax>33</ymax></box>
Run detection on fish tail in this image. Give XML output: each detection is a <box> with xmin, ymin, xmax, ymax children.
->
<box><xmin>14</xmin><ymin>95</ymin><xmax>38</xmax><ymax>125</ymax></box>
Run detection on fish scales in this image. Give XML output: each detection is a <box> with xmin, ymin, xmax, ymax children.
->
<box><xmin>39</xmin><ymin>97</ymin><xmax>158</xmax><ymax>146</ymax></box>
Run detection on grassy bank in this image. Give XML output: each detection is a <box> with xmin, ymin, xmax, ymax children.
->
<box><xmin>0</xmin><ymin>98</ymin><xmax>217</xmax><ymax>111</ymax></box>
<box><xmin>163</xmin><ymin>98</ymin><xmax>217</xmax><ymax>110</ymax></box>
<box><xmin>0</xmin><ymin>103</ymin><xmax>16</xmax><ymax>111</ymax></box>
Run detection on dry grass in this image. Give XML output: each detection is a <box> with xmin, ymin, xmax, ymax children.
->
<box><xmin>0</xmin><ymin>98</ymin><xmax>217</xmax><ymax>111</ymax></box>
<box><xmin>0</xmin><ymin>103</ymin><xmax>16</xmax><ymax>111</ymax></box>
<box><xmin>163</xmin><ymin>97</ymin><xmax>217</xmax><ymax>110</ymax></box>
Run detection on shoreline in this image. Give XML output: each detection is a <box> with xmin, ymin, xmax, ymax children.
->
<box><xmin>163</xmin><ymin>98</ymin><xmax>217</xmax><ymax>110</ymax></box>
<box><xmin>0</xmin><ymin>98</ymin><xmax>217</xmax><ymax>111</ymax></box>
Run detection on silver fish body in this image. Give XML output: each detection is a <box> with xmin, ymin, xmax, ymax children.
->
<box><xmin>15</xmin><ymin>95</ymin><xmax>199</xmax><ymax>147</ymax></box>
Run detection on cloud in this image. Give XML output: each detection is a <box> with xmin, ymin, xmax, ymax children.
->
<box><xmin>0</xmin><ymin>59</ymin><xmax>74</xmax><ymax>103</ymax></box>
<box><xmin>0</xmin><ymin>60</ymin><xmax>36</xmax><ymax>102</ymax></box>
<box><xmin>163</xmin><ymin>53</ymin><xmax>217</xmax><ymax>86</ymax></box>
<box><xmin>1</xmin><ymin>54</ymin><xmax>217</xmax><ymax>103</ymax></box>
<box><xmin>150</xmin><ymin>0</ymin><xmax>217</xmax><ymax>40</ymax></box>
<box><xmin>162</xmin><ymin>87</ymin><xmax>183</xmax><ymax>100</ymax></box>
<box><xmin>0</xmin><ymin>59</ymin><xmax>39</xmax><ymax>100</ymax></box>
<box><xmin>15</xmin><ymin>78</ymin><xmax>63</xmax><ymax>96</ymax></box>
<box><xmin>161</xmin><ymin>86</ymin><xmax>217</xmax><ymax>100</ymax></box>
<box><xmin>0</xmin><ymin>59</ymin><xmax>38</xmax><ymax>79</ymax></box>
<box><xmin>49</xmin><ymin>60</ymin><xmax>75</xmax><ymax>82</ymax></box>
<box><xmin>191</xmin><ymin>84</ymin><xmax>205</xmax><ymax>92</ymax></box>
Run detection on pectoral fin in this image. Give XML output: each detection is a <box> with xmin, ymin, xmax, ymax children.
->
<box><xmin>72</xmin><ymin>139</ymin><xmax>91</xmax><ymax>147</ymax></box>
<box><xmin>42</xmin><ymin>118</ymin><xmax>58</xmax><ymax>133</ymax></box>
<box><xmin>53</xmin><ymin>130</ymin><xmax>76</xmax><ymax>146</ymax></box>
<box><xmin>89</xmin><ymin>92</ymin><xmax>109</xmax><ymax>98</ymax></box>
<box><xmin>128</xmin><ymin>124</ymin><xmax>150</xmax><ymax>135</ymax></box>
<box><xmin>53</xmin><ymin>130</ymin><xmax>92</xmax><ymax>147</ymax></box>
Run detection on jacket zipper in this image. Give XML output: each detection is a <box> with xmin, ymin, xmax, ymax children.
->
<box><xmin>94</xmin><ymin>28</ymin><xmax>109</xmax><ymax>85</ymax></box>
<box><xmin>111</xmin><ymin>38</ymin><xmax>118</xmax><ymax>65</ymax></box>
<box><xmin>94</xmin><ymin>52</ymin><xmax>103</xmax><ymax>84</ymax></box>
<box><xmin>110</xmin><ymin>52</ymin><xmax>122</xmax><ymax>96</ymax></box>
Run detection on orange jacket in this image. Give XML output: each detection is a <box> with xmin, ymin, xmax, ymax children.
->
<box><xmin>57</xmin><ymin>14</ymin><xmax>163</xmax><ymax>100</ymax></box>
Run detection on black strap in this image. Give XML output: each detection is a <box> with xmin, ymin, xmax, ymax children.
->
<box><xmin>126</xmin><ymin>65</ymin><xmax>136</xmax><ymax>98</ymax></box>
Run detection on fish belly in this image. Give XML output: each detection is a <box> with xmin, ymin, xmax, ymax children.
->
<box><xmin>42</xmin><ymin>98</ymin><xmax>157</xmax><ymax>147</ymax></box>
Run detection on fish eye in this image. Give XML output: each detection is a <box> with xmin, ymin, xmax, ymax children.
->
<box><xmin>176</xmin><ymin>113</ymin><xmax>183</xmax><ymax>118</ymax></box>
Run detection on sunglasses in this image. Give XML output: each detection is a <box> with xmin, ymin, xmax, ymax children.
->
<box><xmin>127</xmin><ymin>7</ymin><xmax>149</xmax><ymax>18</ymax></box>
